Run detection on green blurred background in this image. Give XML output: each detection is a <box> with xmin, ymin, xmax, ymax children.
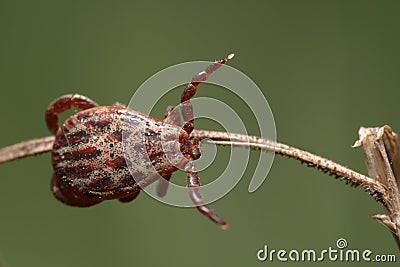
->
<box><xmin>0</xmin><ymin>0</ymin><xmax>399</xmax><ymax>266</ymax></box>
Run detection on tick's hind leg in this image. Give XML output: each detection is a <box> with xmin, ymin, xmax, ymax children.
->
<box><xmin>46</xmin><ymin>94</ymin><xmax>99</xmax><ymax>134</ymax></box>
<box><xmin>185</xmin><ymin>161</ymin><xmax>228</xmax><ymax>228</ymax></box>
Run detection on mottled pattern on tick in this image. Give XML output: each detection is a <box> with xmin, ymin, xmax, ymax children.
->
<box><xmin>52</xmin><ymin>106</ymin><xmax>187</xmax><ymax>205</ymax></box>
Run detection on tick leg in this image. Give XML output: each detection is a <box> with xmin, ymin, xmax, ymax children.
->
<box><xmin>156</xmin><ymin>174</ymin><xmax>172</xmax><ymax>197</ymax></box>
<box><xmin>180</xmin><ymin>53</ymin><xmax>234</xmax><ymax>135</ymax></box>
<box><xmin>185</xmin><ymin>161</ymin><xmax>228</xmax><ymax>229</ymax></box>
<box><xmin>46</xmin><ymin>94</ymin><xmax>99</xmax><ymax>134</ymax></box>
<box><xmin>163</xmin><ymin>106</ymin><xmax>181</xmax><ymax>126</ymax></box>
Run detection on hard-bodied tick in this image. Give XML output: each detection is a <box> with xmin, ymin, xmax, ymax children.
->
<box><xmin>46</xmin><ymin>54</ymin><xmax>234</xmax><ymax>228</ymax></box>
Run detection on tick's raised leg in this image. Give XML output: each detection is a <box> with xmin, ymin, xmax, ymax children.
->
<box><xmin>180</xmin><ymin>53</ymin><xmax>234</xmax><ymax>135</ymax></box>
<box><xmin>46</xmin><ymin>94</ymin><xmax>99</xmax><ymax>134</ymax></box>
<box><xmin>185</xmin><ymin>161</ymin><xmax>228</xmax><ymax>229</ymax></box>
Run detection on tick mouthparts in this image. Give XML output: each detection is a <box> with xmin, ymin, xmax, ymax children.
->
<box><xmin>227</xmin><ymin>53</ymin><xmax>235</xmax><ymax>60</ymax></box>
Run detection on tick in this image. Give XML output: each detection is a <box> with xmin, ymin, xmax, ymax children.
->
<box><xmin>46</xmin><ymin>54</ymin><xmax>234</xmax><ymax>228</ymax></box>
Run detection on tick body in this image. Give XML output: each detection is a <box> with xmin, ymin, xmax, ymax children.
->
<box><xmin>51</xmin><ymin>106</ymin><xmax>185</xmax><ymax>207</ymax></box>
<box><xmin>46</xmin><ymin>54</ymin><xmax>234</xmax><ymax>228</ymax></box>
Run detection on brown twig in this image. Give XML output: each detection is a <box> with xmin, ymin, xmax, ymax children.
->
<box><xmin>0</xmin><ymin>130</ymin><xmax>387</xmax><ymax>201</ymax></box>
<box><xmin>0</xmin><ymin>136</ymin><xmax>54</xmax><ymax>164</ymax></box>
<box><xmin>0</xmin><ymin>128</ymin><xmax>398</xmax><ymax>247</ymax></box>
<box><xmin>191</xmin><ymin>130</ymin><xmax>387</xmax><ymax>202</ymax></box>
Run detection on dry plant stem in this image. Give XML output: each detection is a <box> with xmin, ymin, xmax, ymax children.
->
<box><xmin>192</xmin><ymin>130</ymin><xmax>387</xmax><ymax>202</ymax></box>
<box><xmin>0</xmin><ymin>129</ymin><xmax>396</xmax><ymax>244</ymax></box>
<box><xmin>0</xmin><ymin>136</ymin><xmax>55</xmax><ymax>163</ymax></box>
<box><xmin>0</xmin><ymin>130</ymin><xmax>386</xmax><ymax>201</ymax></box>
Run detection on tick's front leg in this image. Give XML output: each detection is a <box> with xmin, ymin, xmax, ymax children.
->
<box><xmin>180</xmin><ymin>53</ymin><xmax>234</xmax><ymax>135</ymax></box>
<box><xmin>185</xmin><ymin>161</ymin><xmax>228</xmax><ymax>229</ymax></box>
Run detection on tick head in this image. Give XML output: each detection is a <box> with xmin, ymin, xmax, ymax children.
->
<box><xmin>179</xmin><ymin>137</ymin><xmax>201</xmax><ymax>161</ymax></box>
